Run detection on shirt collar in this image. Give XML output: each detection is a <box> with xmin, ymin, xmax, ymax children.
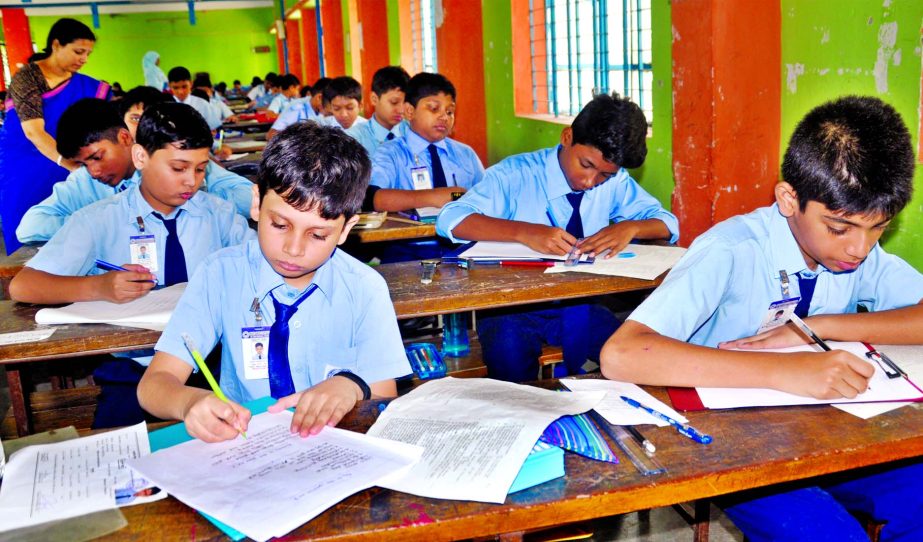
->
<box><xmin>767</xmin><ymin>202</ymin><xmax>827</xmax><ymax>279</ymax></box>
<box><xmin>368</xmin><ymin>116</ymin><xmax>391</xmax><ymax>141</ymax></box>
<box><xmin>545</xmin><ymin>145</ymin><xmax>573</xmax><ymax>200</ymax></box>
<box><xmin>124</xmin><ymin>171</ymin><xmax>206</xmax><ymax>226</ymax></box>
<box><xmin>250</xmin><ymin>240</ymin><xmax>335</xmax><ymax>305</ymax></box>
<box><xmin>406</xmin><ymin>128</ymin><xmax>447</xmax><ymax>155</ymax></box>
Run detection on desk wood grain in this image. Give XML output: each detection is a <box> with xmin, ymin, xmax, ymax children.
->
<box><xmin>0</xmin><ymin>245</ymin><xmax>38</xmax><ymax>299</ymax></box>
<box><xmin>351</xmin><ymin>219</ymin><xmax>436</xmax><ymax>243</ymax></box>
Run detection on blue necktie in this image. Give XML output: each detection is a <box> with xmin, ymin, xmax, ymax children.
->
<box><xmin>565</xmin><ymin>192</ymin><xmax>585</xmax><ymax>238</ymax></box>
<box><xmin>386</xmin><ymin>132</ymin><xmax>396</xmax><ymax>141</ymax></box>
<box><xmin>267</xmin><ymin>284</ymin><xmax>318</xmax><ymax>398</ymax></box>
<box><xmin>794</xmin><ymin>272</ymin><xmax>817</xmax><ymax>318</ymax></box>
<box><xmin>427</xmin><ymin>144</ymin><xmax>448</xmax><ymax>188</ymax></box>
<box><xmin>151</xmin><ymin>211</ymin><xmax>187</xmax><ymax>286</ymax></box>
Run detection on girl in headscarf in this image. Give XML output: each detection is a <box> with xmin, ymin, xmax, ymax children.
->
<box><xmin>142</xmin><ymin>51</ymin><xmax>168</xmax><ymax>91</ymax></box>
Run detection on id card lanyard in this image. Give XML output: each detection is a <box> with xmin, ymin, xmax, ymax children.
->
<box><xmin>755</xmin><ymin>270</ymin><xmax>801</xmax><ymax>335</ymax></box>
<box><xmin>242</xmin><ymin>297</ymin><xmax>271</xmax><ymax>380</ymax></box>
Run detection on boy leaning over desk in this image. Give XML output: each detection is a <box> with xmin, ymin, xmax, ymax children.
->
<box><xmin>138</xmin><ymin>122</ymin><xmax>410</xmax><ymax>443</ymax></box>
<box><xmin>602</xmin><ymin>96</ymin><xmax>923</xmax><ymax>541</ymax></box>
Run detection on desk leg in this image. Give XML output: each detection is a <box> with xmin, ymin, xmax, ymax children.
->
<box><xmin>7</xmin><ymin>364</ymin><xmax>33</xmax><ymax>437</ymax></box>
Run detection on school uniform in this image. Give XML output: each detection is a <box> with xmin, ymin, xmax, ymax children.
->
<box><xmin>210</xmin><ymin>94</ymin><xmax>234</xmax><ymax>120</ymax></box>
<box><xmin>369</xmin><ymin>128</ymin><xmax>484</xmax><ymax>192</ymax></box>
<box><xmin>324</xmin><ymin>115</ymin><xmax>367</xmax><ymax>132</ymax></box>
<box><xmin>16</xmin><ymin>162</ymin><xmax>254</xmax><ymax>244</ymax></box>
<box><xmin>255</xmin><ymin>91</ymin><xmax>277</xmax><ymax>109</ymax></box>
<box><xmin>155</xmin><ymin>240</ymin><xmax>410</xmax><ymax>403</ymax></box>
<box><xmin>269</xmin><ymin>98</ymin><xmax>317</xmax><ymax>132</ymax></box>
<box><xmin>175</xmin><ymin>94</ymin><xmax>222</xmax><ymax>130</ymax></box>
<box><xmin>247</xmin><ymin>85</ymin><xmax>266</xmax><ymax>102</ymax></box>
<box><xmin>347</xmin><ymin>117</ymin><xmax>407</xmax><ymax>156</ymax></box>
<box><xmin>629</xmin><ymin>202</ymin><xmax>923</xmax><ymax>542</ymax></box>
<box><xmin>436</xmin><ymin>146</ymin><xmax>678</xmax><ymax>382</ymax></box>
<box><xmin>267</xmin><ymin>94</ymin><xmax>294</xmax><ymax>114</ymax></box>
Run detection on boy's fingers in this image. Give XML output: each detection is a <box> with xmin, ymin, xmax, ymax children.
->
<box><xmin>268</xmin><ymin>392</ymin><xmax>302</xmax><ymax>412</ymax></box>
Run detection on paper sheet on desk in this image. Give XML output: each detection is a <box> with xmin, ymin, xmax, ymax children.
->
<box><xmin>225</xmin><ymin>140</ymin><xmax>264</xmax><ymax>151</ymax></box>
<box><xmin>834</xmin><ymin>344</ymin><xmax>923</xmax><ymax>418</ymax></box>
<box><xmin>34</xmin><ymin>283</ymin><xmax>185</xmax><ymax>331</ymax></box>
<box><xmin>561</xmin><ymin>378</ymin><xmax>688</xmax><ymax>426</ymax></box>
<box><xmin>367</xmin><ymin>377</ymin><xmax>605</xmax><ymax>503</ymax></box>
<box><xmin>223</xmin><ymin>152</ymin><xmax>249</xmax><ymax>161</ymax></box>
<box><xmin>128</xmin><ymin>411</ymin><xmax>423</xmax><ymax>542</ymax></box>
<box><xmin>697</xmin><ymin>342</ymin><xmax>923</xmax><ymax>410</ymax></box>
<box><xmin>545</xmin><ymin>244</ymin><xmax>687</xmax><ymax>280</ymax></box>
<box><xmin>458</xmin><ymin>240</ymin><xmax>583</xmax><ymax>261</ymax></box>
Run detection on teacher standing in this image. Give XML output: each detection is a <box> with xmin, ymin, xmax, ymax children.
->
<box><xmin>0</xmin><ymin>18</ymin><xmax>109</xmax><ymax>253</ymax></box>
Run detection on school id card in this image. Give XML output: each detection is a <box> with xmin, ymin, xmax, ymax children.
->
<box><xmin>241</xmin><ymin>327</ymin><xmax>270</xmax><ymax>380</ymax></box>
<box><xmin>756</xmin><ymin>297</ymin><xmax>800</xmax><ymax>335</ymax></box>
<box><xmin>129</xmin><ymin>234</ymin><xmax>159</xmax><ymax>273</ymax></box>
<box><xmin>410</xmin><ymin>166</ymin><xmax>433</xmax><ymax>190</ymax></box>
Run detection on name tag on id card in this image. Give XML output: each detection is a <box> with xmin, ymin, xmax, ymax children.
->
<box><xmin>410</xmin><ymin>166</ymin><xmax>432</xmax><ymax>190</ymax></box>
<box><xmin>756</xmin><ymin>298</ymin><xmax>800</xmax><ymax>335</ymax></box>
<box><xmin>129</xmin><ymin>234</ymin><xmax>158</xmax><ymax>272</ymax></box>
<box><xmin>241</xmin><ymin>327</ymin><xmax>270</xmax><ymax>380</ymax></box>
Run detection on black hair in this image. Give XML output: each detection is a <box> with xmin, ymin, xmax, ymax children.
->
<box><xmin>264</xmin><ymin>72</ymin><xmax>277</xmax><ymax>80</ymax></box>
<box><xmin>233</xmin><ymin>79</ymin><xmax>241</xmax><ymax>86</ymax></box>
<box><xmin>311</xmin><ymin>77</ymin><xmax>333</xmax><ymax>99</ymax></box>
<box><xmin>280</xmin><ymin>73</ymin><xmax>300</xmax><ymax>89</ymax></box>
<box><xmin>29</xmin><ymin>18</ymin><xmax>95</xmax><ymax>62</ymax></box>
<box><xmin>258</xmin><ymin>122</ymin><xmax>370</xmax><ymax>220</ymax></box>
<box><xmin>322</xmin><ymin>76</ymin><xmax>362</xmax><ymax>105</ymax></box>
<box><xmin>405</xmin><ymin>72</ymin><xmax>455</xmax><ymax>107</ymax></box>
<box><xmin>570</xmin><ymin>93</ymin><xmax>648</xmax><ymax>169</ymax></box>
<box><xmin>168</xmin><ymin>66</ymin><xmax>191</xmax><ymax>83</ymax></box>
<box><xmin>299</xmin><ymin>85</ymin><xmax>312</xmax><ymax>98</ymax></box>
<box><xmin>191</xmin><ymin>88</ymin><xmax>210</xmax><ymax>102</ymax></box>
<box><xmin>56</xmin><ymin>98</ymin><xmax>125</xmax><ymax>159</ymax></box>
<box><xmin>135</xmin><ymin>102</ymin><xmax>213</xmax><ymax>156</ymax></box>
<box><xmin>215</xmin><ymin>82</ymin><xmax>227</xmax><ymax>94</ymax></box>
<box><xmin>192</xmin><ymin>73</ymin><xmax>212</xmax><ymax>89</ymax></box>
<box><xmin>265</xmin><ymin>73</ymin><xmax>281</xmax><ymax>88</ymax></box>
<box><xmin>251</xmin><ymin>76</ymin><xmax>262</xmax><ymax>86</ymax></box>
<box><xmin>255</xmin><ymin>342</ymin><xmax>263</xmax><ymax>348</ymax></box>
<box><xmin>371</xmin><ymin>66</ymin><xmax>410</xmax><ymax>96</ymax></box>
<box><xmin>119</xmin><ymin>86</ymin><xmax>171</xmax><ymax>117</ymax></box>
<box><xmin>781</xmin><ymin>95</ymin><xmax>914</xmax><ymax>218</ymax></box>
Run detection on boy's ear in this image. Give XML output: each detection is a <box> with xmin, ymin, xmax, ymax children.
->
<box><xmin>370</xmin><ymin>93</ymin><xmax>380</xmax><ymax>107</ymax></box>
<box><xmin>117</xmin><ymin>128</ymin><xmax>133</xmax><ymax>146</ymax></box>
<box><xmin>775</xmin><ymin>181</ymin><xmax>800</xmax><ymax>217</ymax></box>
<box><xmin>130</xmin><ymin>143</ymin><xmax>149</xmax><ymax>170</ymax></box>
<box><xmin>560</xmin><ymin>126</ymin><xmax>574</xmax><ymax>147</ymax></box>
<box><xmin>337</xmin><ymin>215</ymin><xmax>361</xmax><ymax>245</ymax></box>
<box><xmin>249</xmin><ymin>184</ymin><xmax>260</xmax><ymax>222</ymax></box>
<box><xmin>402</xmin><ymin>102</ymin><xmax>415</xmax><ymax>121</ymax></box>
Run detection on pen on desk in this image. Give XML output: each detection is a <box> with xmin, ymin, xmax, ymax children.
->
<box><xmin>94</xmin><ymin>259</ymin><xmax>158</xmax><ymax>284</ymax></box>
<box><xmin>788</xmin><ymin>313</ymin><xmax>831</xmax><ymax>351</ymax></box>
<box><xmin>625</xmin><ymin>425</ymin><xmax>657</xmax><ymax>454</ymax></box>
<box><xmin>470</xmin><ymin>259</ymin><xmax>554</xmax><ymax>267</ymax></box>
<box><xmin>181</xmin><ymin>332</ymin><xmax>247</xmax><ymax>439</ymax></box>
<box><xmin>620</xmin><ymin>395</ymin><xmax>712</xmax><ymax>445</ymax></box>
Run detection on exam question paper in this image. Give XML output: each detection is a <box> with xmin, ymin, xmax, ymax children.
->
<box><xmin>34</xmin><ymin>283</ymin><xmax>185</xmax><ymax>331</ymax></box>
<box><xmin>561</xmin><ymin>378</ymin><xmax>689</xmax><ymax>426</ymax></box>
<box><xmin>367</xmin><ymin>377</ymin><xmax>605</xmax><ymax>503</ymax></box>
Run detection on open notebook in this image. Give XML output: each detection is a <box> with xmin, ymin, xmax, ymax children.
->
<box><xmin>34</xmin><ymin>284</ymin><xmax>185</xmax><ymax>332</ymax></box>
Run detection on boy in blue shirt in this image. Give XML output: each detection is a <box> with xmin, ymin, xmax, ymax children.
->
<box><xmin>138</xmin><ymin>123</ymin><xmax>409</xmax><ymax>443</ymax></box>
<box><xmin>16</xmin><ymin>98</ymin><xmax>253</xmax><ymax>244</ymax></box>
<box><xmin>168</xmin><ymin>66</ymin><xmax>222</xmax><ymax>130</ymax></box>
<box><xmin>602</xmin><ymin>96</ymin><xmax>923</xmax><ymax>541</ymax></box>
<box><xmin>347</xmin><ymin>66</ymin><xmax>409</xmax><ymax>155</ymax></box>
<box><xmin>267</xmin><ymin>74</ymin><xmax>300</xmax><ymax>115</ymax></box>
<box><xmin>369</xmin><ymin>72</ymin><xmax>484</xmax><ymax>214</ymax></box>
<box><xmin>437</xmin><ymin>93</ymin><xmax>676</xmax><ymax>382</ymax></box>
<box><xmin>320</xmin><ymin>76</ymin><xmax>367</xmax><ymax>131</ymax></box>
<box><xmin>267</xmin><ymin>77</ymin><xmax>330</xmax><ymax>141</ymax></box>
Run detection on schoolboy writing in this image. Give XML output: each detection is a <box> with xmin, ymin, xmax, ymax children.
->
<box><xmin>168</xmin><ymin>66</ymin><xmax>222</xmax><ymax>130</ymax></box>
<box><xmin>16</xmin><ymin>97</ymin><xmax>253</xmax><ymax>244</ymax></box>
<box><xmin>138</xmin><ymin>122</ymin><xmax>409</xmax><ymax>442</ymax></box>
<box><xmin>267</xmin><ymin>74</ymin><xmax>300</xmax><ymax>115</ymax></box>
<box><xmin>266</xmin><ymin>77</ymin><xmax>330</xmax><ymax>141</ymax></box>
<box><xmin>436</xmin><ymin>93</ymin><xmax>677</xmax><ymax>382</ymax></box>
<box><xmin>369</xmin><ymin>72</ymin><xmax>484</xmax><ymax>213</ymax></box>
<box><xmin>320</xmin><ymin>76</ymin><xmax>367</xmax><ymax>130</ymax></box>
<box><xmin>347</xmin><ymin>66</ymin><xmax>409</xmax><ymax>156</ymax></box>
<box><xmin>602</xmin><ymin>96</ymin><xmax>923</xmax><ymax>541</ymax></box>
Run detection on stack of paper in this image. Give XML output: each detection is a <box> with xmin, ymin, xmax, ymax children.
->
<box><xmin>34</xmin><ymin>283</ymin><xmax>185</xmax><ymax>331</ymax></box>
<box><xmin>545</xmin><ymin>244</ymin><xmax>687</xmax><ymax>280</ymax></box>
<box><xmin>458</xmin><ymin>240</ymin><xmax>585</xmax><ymax>261</ymax></box>
<box><xmin>561</xmin><ymin>378</ymin><xmax>689</xmax><ymax>426</ymax></box>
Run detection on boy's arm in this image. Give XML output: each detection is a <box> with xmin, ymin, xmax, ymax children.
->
<box><xmin>10</xmin><ymin>266</ymin><xmax>155</xmax><ymax>304</ymax></box>
<box><xmin>451</xmin><ymin>214</ymin><xmax>576</xmax><ymax>256</ymax></box>
<box><xmin>576</xmin><ymin>218</ymin><xmax>672</xmax><ymax>258</ymax></box>
<box><xmin>372</xmin><ymin>186</ymin><xmax>464</xmax><ymax>212</ymax></box>
<box><xmin>16</xmin><ymin>171</ymin><xmax>97</xmax><ymax>244</ymax></box>
<box><xmin>204</xmin><ymin>162</ymin><xmax>257</xmax><ymax>217</ymax></box>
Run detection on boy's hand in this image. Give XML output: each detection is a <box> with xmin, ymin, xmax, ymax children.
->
<box><xmin>215</xmin><ymin>144</ymin><xmax>233</xmax><ymax>161</ymax></box>
<box><xmin>423</xmin><ymin>187</ymin><xmax>466</xmax><ymax>209</ymax></box>
<box><xmin>577</xmin><ymin>222</ymin><xmax>640</xmax><ymax>258</ymax></box>
<box><xmin>719</xmin><ymin>322</ymin><xmax>812</xmax><ymax>350</ymax></box>
<box><xmin>184</xmin><ymin>393</ymin><xmax>252</xmax><ymax>443</ymax></box>
<box><xmin>516</xmin><ymin>223</ymin><xmax>577</xmax><ymax>256</ymax></box>
<box><xmin>773</xmin><ymin>351</ymin><xmax>875</xmax><ymax>399</ymax></box>
<box><xmin>96</xmin><ymin>264</ymin><xmax>156</xmax><ymax>303</ymax></box>
<box><xmin>267</xmin><ymin>376</ymin><xmax>363</xmax><ymax>437</ymax></box>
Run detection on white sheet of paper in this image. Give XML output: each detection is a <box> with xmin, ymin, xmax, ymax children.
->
<box><xmin>128</xmin><ymin>411</ymin><xmax>423</xmax><ymax>542</ymax></box>
<box><xmin>0</xmin><ymin>423</ymin><xmax>149</xmax><ymax>532</ymax></box>
<box><xmin>544</xmin><ymin>244</ymin><xmax>687</xmax><ymax>280</ymax></box>
<box><xmin>417</xmin><ymin>206</ymin><xmax>442</xmax><ymax>218</ymax></box>
<box><xmin>0</xmin><ymin>327</ymin><xmax>55</xmax><ymax>345</ymax></box>
<box><xmin>366</xmin><ymin>377</ymin><xmax>604</xmax><ymax>503</ymax></box>
<box><xmin>223</xmin><ymin>153</ymin><xmax>249</xmax><ymax>161</ymax></box>
<box><xmin>226</xmin><ymin>140</ymin><xmax>265</xmax><ymax>151</ymax></box>
<box><xmin>458</xmin><ymin>240</ymin><xmax>584</xmax><ymax>261</ymax></box>
<box><xmin>697</xmin><ymin>342</ymin><xmax>923</xmax><ymax>409</ymax></box>
<box><xmin>35</xmin><ymin>283</ymin><xmax>185</xmax><ymax>330</ymax></box>
<box><xmin>561</xmin><ymin>378</ymin><xmax>688</xmax><ymax>426</ymax></box>
<box><xmin>834</xmin><ymin>344</ymin><xmax>923</xmax><ymax>418</ymax></box>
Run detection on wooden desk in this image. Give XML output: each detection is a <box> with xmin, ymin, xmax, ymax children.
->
<box><xmin>350</xmin><ymin>218</ymin><xmax>437</xmax><ymax>243</ymax></box>
<box><xmin>99</xmin><ymin>392</ymin><xmax>923</xmax><ymax>541</ymax></box>
<box><xmin>221</xmin><ymin>120</ymin><xmax>273</xmax><ymax>133</ymax></box>
<box><xmin>223</xmin><ymin>133</ymin><xmax>266</xmax><ymax>153</ymax></box>
<box><xmin>379</xmin><ymin>261</ymin><xmax>663</xmax><ymax>319</ymax></box>
<box><xmin>0</xmin><ymin>245</ymin><xmax>38</xmax><ymax>299</ymax></box>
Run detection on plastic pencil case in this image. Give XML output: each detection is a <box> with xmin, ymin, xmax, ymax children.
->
<box><xmin>405</xmin><ymin>343</ymin><xmax>447</xmax><ymax>379</ymax></box>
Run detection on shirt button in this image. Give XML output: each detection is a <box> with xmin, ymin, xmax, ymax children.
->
<box><xmin>293</xmin><ymin>366</ymin><xmax>304</xmax><ymax>374</ymax></box>
<box><xmin>292</xmin><ymin>320</ymin><xmax>302</xmax><ymax>329</ymax></box>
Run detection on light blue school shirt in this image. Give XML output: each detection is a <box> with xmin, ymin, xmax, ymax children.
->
<box><xmin>154</xmin><ymin>239</ymin><xmax>411</xmax><ymax>403</ymax></box>
<box><xmin>347</xmin><ymin>117</ymin><xmax>407</xmax><ymax>156</ymax></box>
<box><xmin>210</xmin><ymin>94</ymin><xmax>233</xmax><ymax>120</ymax></box>
<box><xmin>629</xmin><ymin>203</ymin><xmax>923</xmax><ymax>347</ymax></box>
<box><xmin>26</xmin><ymin>184</ymin><xmax>255</xmax><ymax>285</ymax></box>
<box><xmin>269</xmin><ymin>98</ymin><xmax>317</xmax><ymax>132</ymax></box>
<box><xmin>16</xmin><ymin>162</ymin><xmax>254</xmax><ymax>244</ymax></box>
<box><xmin>370</xmin><ymin>128</ymin><xmax>484</xmax><ymax>191</ymax></box>
<box><xmin>255</xmin><ymin>91</ymin><xmax>277</xmax><ymax>109</ymax></box>
<box><xmin>267</xmin><ymin>94</ymin><xmax>294</xmax><ymax>114</ymax></box>
<box><xmin>176</xmin><ymin>95</ymin><xmax>222</xmax><ymax>130</ymax></box>
<box><xmin>436</xmin><ymin>146</ymin><xmax>679</xmax><ymax>244</ymax></box>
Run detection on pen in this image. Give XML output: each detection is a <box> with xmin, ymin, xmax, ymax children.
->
<box><xmin>500</xmin><ymin>261</ymin><xmax>555</xmax><ymax>268</ymax></box>
<box><xmin>625</xmin><ymin>425</ymin><xmax>657</xmax><ymax>454</ymax></box>
<box><xmin>788</xmin><ymin>313</ymin><xmax>831</xmax><ymax>351</ymax></box>
<box><xmin>94</xmin><ymin>259</ymin><xmax>158</xmax><ymax>284</ymax></box>
<box><xmin>620</xmin><ymin>395</ymin><xmax>712</xmax><ymax>444</ymax></box>
<box><xmin>181</xmin><ymin>332</ymin><xmax>247</xmax><ymax>439</ymax></box>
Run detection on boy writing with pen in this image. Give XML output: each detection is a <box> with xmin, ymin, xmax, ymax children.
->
<box><xmin>138</xmin><ymin>123</ymin><xmax>410</xmax><ymax>442</ymax></box>
<box><xmin>602</xmin><ymin>96</ymin><xmax>923</xmax><ymax>540</ymax></box>
<box><xmin>436</xmin><ymin>93</ymin><xmax>677</xmax><ymax>382</ymax></box>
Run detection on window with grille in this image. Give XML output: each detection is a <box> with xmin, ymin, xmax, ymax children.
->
<box><xmin>410</xmin><ymin>0</ymin><xmax>438</xmax><ymax>73</ymax></box>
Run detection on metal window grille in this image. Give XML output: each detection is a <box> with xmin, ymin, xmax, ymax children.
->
<box><xmin>411</xmin><ymin>0</ymin><xmax>438</xmax><ymax>73</ymax></box>
<box><xmin>530</xmin><ymin>0</ymin><xmax>652</xmax><ymax>122</ymax></box>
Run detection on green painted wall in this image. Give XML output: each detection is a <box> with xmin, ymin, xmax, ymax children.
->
<box><xmin>28</xmin><ymin>8</ymin><xmax>278</xmax><ymax>90</ymax></box>
<box><xmin>479</xmin><ymin>0</ymin><xmax>674</xmax><ymax>210</ymax></box>
<box><xmin>386</xmin><ymin>0</ymin><xmax>402</xmax><ymax>66</ymax></box>
<box><xmin>341</xmin><ymin>0</ymin><xmax>354</xmax><ymax>77</ymax></box>
<box><xmin>780</xmin><ymin>0</ymin><xmax>923</xmax><ymax>269</ymax></box>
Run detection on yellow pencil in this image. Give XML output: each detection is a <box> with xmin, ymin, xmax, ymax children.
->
<box><xmin>181</xmin><ymin>332</ymin><xmax>247</xmax><ymax>439</ymax></box>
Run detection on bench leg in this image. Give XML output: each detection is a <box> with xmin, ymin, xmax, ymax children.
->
<box><xmin>7</xmin><ymin>364</ymin><xmax>33</xmax><ymax>436</ymax></box>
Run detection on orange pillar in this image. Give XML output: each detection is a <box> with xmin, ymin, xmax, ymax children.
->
<box><xmin>357</xmin><ymin>0</ymin><xmax>390</xmax><ymax>116</ymax></box>
<box><xmin>285</xmin><ymin>19</ymin><xmax>303</xmax><ymax>79</ymax></box>
<box><xmin>671</xmin><ymin>0</ymin><xmax>781</xmax><ymax>245</ymax></box>
<box><xmin>276</xmin><ymin>36</ymin><xmax>286</xmax><ymax>73</ymax></box>
<box><xmin>320</xmin><ymin>0</ymin><xmax>345</xmax><ymax>76</ymax></box>
<box><xmin>2</xmin><ymin>8</ymin><xmax>34</xmax><ymax>80</ymax></box>
<box><xmin>434</xmin><ymin>0</ymin><xmax>487</xmax><ymax>164</ymax></box>
<box><xmin>301</xmin><ymin>8</ymin><xmax>321</xmax><ymax>84</ymax></box>
<box><xmin>396</xmin><ymin>0</ymin><xmax>414</xmax><ymax>71</ymax></box>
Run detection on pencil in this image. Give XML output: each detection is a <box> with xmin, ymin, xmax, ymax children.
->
<box><xmin>625</xmin><ymin>425</ymin><xmax>656</xmax><ymax>454</ymax></box>
<box><xmin>181</xmin><ymin>332</ymin><xmax>247</xmax><ymax>438</ymax></box>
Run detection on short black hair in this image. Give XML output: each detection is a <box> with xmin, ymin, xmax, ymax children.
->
<box><xmin>192</xmin><ymin>73</ymin><xmax>212</xmax><ymax>89</ymax></box>
<box><xmin>570</xmin><ymin>93</ymin><xmax>648</xmax><ymax>169</ymax></box>
<box><xmin>191</xmin><ymin>88</ymin><xmax>210</xmax><ymax>102</ymax></box>
<box><xmin>251</xmin><ymin>76</ymin><xmax>262</xmax><ymax>86</ymax></box>
<box><xmin>258</xmin><ymin>122</ymin><xmax>370</xmax><ymax>221</ymax></box>
<box><xmin>119</xmin><ymin>86</ymin><xmax>171</xmax><ymax>117</ymax></box>
<box><xmin>56</xmin><ymin>98</ymin><xmax>125</xmax><ymax>159</ymax></box>
<box><xmin>322</xmin><ymin>76</ymin><xmax>362</xmax><ymax>105</ymax></box>
<box><xmin>135</xmin><ymin>102</ymin><xmax>213</xmax><ymax>156</ymax></box>
<box><xmin>782</xmin><ymin>96</ymin><xmax>914</xmax><ymax>219</ymax></box>
<box><xmin>280</xmin><ymin>73</ymin><xmax>300</xmax><ymax>89</ymax></box>
<box><xmin>405</xmin><ymin>72</ymin><xmax>455</xmax><ymax>107</ymax></box>
<box><xmin>168</xmin><ymin>66</ymin><xmax>191</xmax><ymax>83</ymax></box>
<box><xmin>371</xmin><ymin>66</ymin><xmax>410</xmax><ymax>96</ymax></box>
<box><xmin>299</xmin><ymin>85</ymin><xmax>312</xmax><ymax>98</ymax></box>
<box><xmin>255</xmin><ymin>342</ymin><xmax>263</xmax><ymax>348</ymax></box>
<box><xmin>266</xmin><ymin>74</ymin><xmax>281</xmax><ymax>88</ymax></box>
<box><xmin>233</xmin><ymin>79</ymin><xmax>241</xmax><ymax>86</ymax></box>
<box><xmin>215</xmin><ymin>82</ymin><xmax>227</xmax><ymax>94</ymax></box>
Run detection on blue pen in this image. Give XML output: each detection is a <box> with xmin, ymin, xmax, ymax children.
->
<box><xmin>620</xmin><ymin>395</ymin><xmax>712</xmax><ymax>445</ymax></box>
<box><xmin>95</xmin><ymin>259</ymin><xmax>158</xmax><ymax>284</ymax></box>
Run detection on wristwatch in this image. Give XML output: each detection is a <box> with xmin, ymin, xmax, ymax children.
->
<box><xmin>328</xmin><ymin>369</ymin><xmax>371</xmax><ymax>400</ymax></box>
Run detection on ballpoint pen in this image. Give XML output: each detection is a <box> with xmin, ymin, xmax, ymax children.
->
<box><xmin>95</xmin><ymin>259</ymin><xmax>158</xmax><ymax>284</ymax></box>
<box><xmin>620</xmin><ymin>395</ymin><xmax>712</xmax><ymax>444</ymax></box>
<box><xmin>788</xmin><ymin>313</ymin><xmax>831</xmax><ymax>351</ymax></box>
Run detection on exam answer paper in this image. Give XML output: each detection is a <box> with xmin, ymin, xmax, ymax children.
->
<box><xmin>561</xmin><ymin>378</ymin><xmax>689</xmax><ymax>426</ymax></box>
<box><xmin>544</xmin><ymin>244</ymin><xmax>687</xmax><ymax>280</ymax></box>
<box><xmin>128</xmin><ymin>411</ymin><xmax>423</xmax><ymax>542</ymax></box>
<box><xmin>367</xmin><ymin>377</ymin><xmax>605</xmax><ymax>503</ymax></box>
<box><xmin>34</xmin><ymin>283</ymin><xmax>185</xmax><ymax>331</ymax></box>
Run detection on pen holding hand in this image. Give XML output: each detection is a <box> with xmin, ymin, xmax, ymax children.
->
<box><xmin>182</xmin><ymin>333</ymin><xmax>249</xmax><ymax>441</ymax></box>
